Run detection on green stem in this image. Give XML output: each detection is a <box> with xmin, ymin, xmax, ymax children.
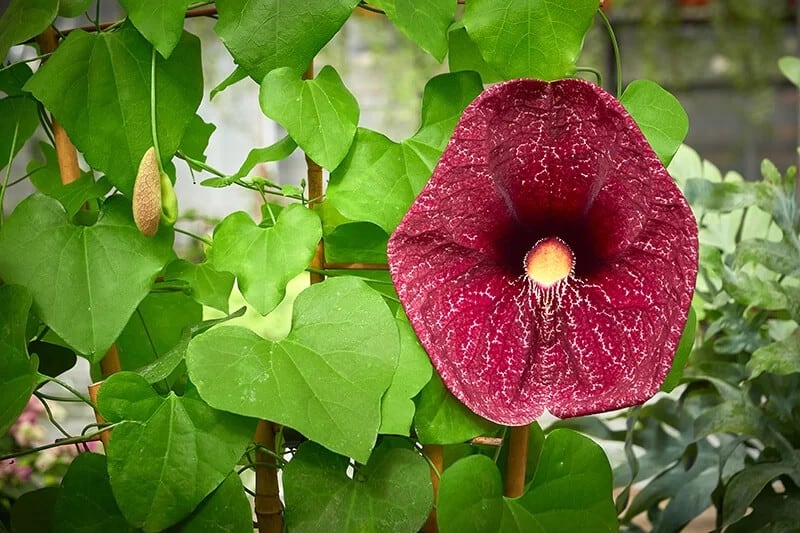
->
<box><xmin>0</xmin><ymin>53</ymin><xmax>53</xmax><ymax>73</ymax></box>
<box><xmin>306</xmin><ymin>267</ymin><xmax>394</xmax><ymax>284</ymax></box>
<box><xmin>0</xmin><ymin>121</ymin><xmax>20</xmax><ymax>230</ymax></box>
<box><xmin>44</xmin><ymin>376</ymin><xmax>97</xmax><ymax>410</ymax></box>
<box><xmin>575</xmin><ymin>66</ymin><xmax>603</xmax><ymax>87</ymax></box>
<box><xmin>150</xmin><ymin>47</ymin><xmax>163</xmax><ymax>169</ymax></box>
<box><xmin>6</xmin><ymin>165</ymin><xmax>46</xmax><ymax>188</ymax></box>
<box><xmin>34</xmin><ymin>392</ymin><xmax>86</xmax><ymax>403</ymax></box>
<box><xmin>174</xmin><ymin>226</ymin><xmax>212</xmax><ymax>245</ymax></box>
<box><xmin>598</xmin><ymin>9</ymin><xmax>622</xmax><ymax>97</ymax></box>
<box><xmin>34</xmin><ymin>393</ymin><xmax>73</xmax><ymax>439</ymax></box>
<box><xmin>176</xmin><ymin>150</ymin><xmax>226</xmax><ymax>177</ymax></box>
<box><xmin>0</xmin><ymin>423</ymin><xmax>122</xmax><ymax>461</ymax></box>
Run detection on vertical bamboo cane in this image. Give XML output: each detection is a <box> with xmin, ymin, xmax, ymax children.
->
<box><xmin>503</xmin><ymin>425</ymin><xmax>530</xmax><ymax>498</ymax></box>
<box><xmin>37</xmin><ymin>28</ymin><xmax>120</xmax><ymax>450</ymax></box>
<box><xmin>422</xmin><ymin>444</ymin><xmax>443</xmax><ymax>533</ymax></box>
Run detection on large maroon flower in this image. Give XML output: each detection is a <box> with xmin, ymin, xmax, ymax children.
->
<box><xmin>388</xmin><ymin>78</ymin><xmax>698</xmax><ymax>425</ymax></box>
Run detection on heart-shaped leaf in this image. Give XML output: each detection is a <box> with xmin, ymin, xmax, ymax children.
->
<box><xmin>97</xmin><ymin>372</ymin><xmax>257</xmax><ymax>532</ymax></box>
<box><xmin>327</xmin><ymin>71</ymin><xmax>483</xmax><ymax>233</ymax></box>
<box><xmin>117</xmin><ymin>0</ymin><xmax>192</xmax><ymax>58</ymax></box>
<box><xmin>0</xmin><ymin>285</ymin><xmax>39</xmax><ymax>435</ymax></box>
<box><xmin>620</xmin><ymin>79</ymin><xmax>689</xmax><ymax>166</ymax></box>
<box><xmin>283</xmin><ymin>440</ymin><xmax>432</xmax><ymax>532</ymax></box>
<box><xmin>187</xmin><ymin>277</ymin><xmax>399</xmax><ymax>463</ymax></box>
<box><xmin>379</xmin><ymin>309</ymin><xmax>433</xmax><ymax>436</ymax></box>
<box><xmin>163</xmin><ymin>259</ymin><xmax>234</xmax><ymax>313</ymax></box>
<box><xmin>179</xmin><ymin>473</ymin><xmax>253</xmax><ymax>532</ymax></box>
<box><xmin>260</xmin><ymin>66</ymin><xmax>359</xmax><ymax>170</ymax></box>
<box><xmin>0</xmin><ymin>195</ymin><xmax>174</xmax><ymax>360</ymax></box>
<box><xmin>215</xmin><ymin>0</ymin><xmax>359</xmax><ymax>81</ymax></box>
<box><xmin>52</xmin><ymin>453</ymin><xmax>137</xmax><ymax>533</ymax></box>
<box><xmin>462</xmin><ymin>0</ymin><xmax>598</xmax><ymax>80</ymax></box>
<box><xmin>372</xmin><ymin>0</ymin><xmax>456</xmax><ymax>61</ymax></box>
<box><xmin>207</xmin><ymin>204</ymin><xmax>321</xmax><ymax>316</ymax></box>
<box><xmin>413</xmin><ymin>373</ymin><xmax>498</xmax><ymax>445</ymax></box>
<box><xmin>437</xmin><ymin>429</ymin><xmax>617</xmax><ymax>533</ymax></box>
<box><xmin>24</xmin><ymin>23</ymin><xmax>202</xmax><ymax>196</ymax></box>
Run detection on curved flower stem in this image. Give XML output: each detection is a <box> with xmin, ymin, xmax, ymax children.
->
<box><xmin>0</xmin><ymin>121</ymin><xmax>19</xmax><ymax>230</ymax></box>
<box><xmin>150</xmin><ymin>47</ymin><xmax>163</xmax><ymax>169</ymax></box>
<box><xmin>0</xmin><ymin>423</ymin><xmax>122</xmax><ymax>461</ymax></box>
<box><xmin>174</xmin><ymin>226</ymin><xmax>212</xmax><ymax>245</ymax></box>
<box><xmin>305</xmin><ymin>267</ymin><xmax>394</xmax><ymax>284</ymax></box>
<box><xmin>575</xmin><ymin>66</ymin><xmax>603</xmax><ymax>87</ymax></box>
<box><xmin>598</xmin><ymin>9</ymin><xmax>622</xmax><ymax>97</ymax></box>
<box><xmin>44</xmin><ymin>376</ymin><xmax>97</xmax><ymax>410</ymax></box>
<box><xmin>421</xmin><ymin>444</ymin><xmax>443</xmax><ymax>533</ymax></box>
<box><xmin>504</xmin><ymin>425</ymin><xmax>530</xmax><ymax>498</ymax></box>
<box><xmin>34</xmin><ymin>392</ymin><xmax>73</xmax><ymax>439</ymax></box>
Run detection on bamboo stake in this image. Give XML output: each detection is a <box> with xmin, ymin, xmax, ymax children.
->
<box><xmin>422</xmin><ymin>444</ymin><xmax>443</xmax><ymax>533</ymax></box>
<box><xmin>254</xmin><ymin>421</ymin><xmax>283</xmax><ymax>533</ymax></box>
<box><xmin>503</xmin><ymin>425</ymin><xmax>529</xmax><ymax>498</ymax></box>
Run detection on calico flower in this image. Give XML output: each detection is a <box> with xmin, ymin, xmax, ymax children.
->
<box><xmin>388</xmin><ymin>78</ymin><xmax>698</xmax><ymax>425</ymax></box>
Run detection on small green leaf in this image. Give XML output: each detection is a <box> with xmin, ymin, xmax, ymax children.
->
<box><xmin>438</xmin><ymin>454</ymin><xmax>505</xmax><ymax>533</ymax></box>
<box><xmin>0</xmin><ymin>195</ymin><xmax>174</xmax><ymax>360</ymax></box>
<box><xmin>684</xmin><ymin>178</ymin><xmax>762</xmax><ymax>212</ymax></box>
<box><xmin>116</xmin><ymin>291</ymin><xmax>202</xmax><ymax>371</ymax></box>
<box><xmin>462</xmin><ymin>0</ymin><xmax>598</xmax><ymax>80</ymax></box>
<box><xmin>215</xmin><ymin>0</ymin><xmax>359</xmax><ymax>81</ymax></box>
<box><xmin>24</xmin><ymin>24</ymin><xmax>203</xmax><ymax>196</ymax></box>
<box><xmin>661</xmin><ymin>306</ymin><xmax>696</xmax><ymax>392</ymax></box>
<box><xmin>283</xmin><ymin>440</ymin><xmax>432</xmax><ymax>532</ymax></box>
<box><xmin>694</xmin><ymin>399</ymin><xmax>765</xmax><ymax>441</ymax></box>
<box><xmin>0</xmin><ymin>0</ymin><xmax>58</xmax><ymax>62</ymax></box>
<box><xmin>0</xmin><ymin>285</ymin><xmax>38</xmax><ymax>435</ymax></box>
<box><xmin>0</xmin><ymin>62</ymin><xmax>33</xmax><ymax>96</ymax></box>
<box><xmin>232</xmin><ymin>135</ymin><xmax>298</xmax><ymax>179</ymax></box>
<box><xmin>97</xmin><ymin>372</ymin><xmax>256</xmax><ymax>532</ymax></box>
<box><xmin>180</xmin><ymin>473</ymin><xmax>253</xmax><ymax>533</ymax></box>
<box><xmin>620</xmin><ymin>79</ymin><xmax>689</xmax><ymax>166</ymax></box>
<box><xmin>374</xmin><ymin>0</ymin><xmax>456</xmax><ymax>61</ymax></box>
<box><xmin>208</xmin><ymin>204</ymin><xmax>321</xmax><ymax>316</ymax></box>
<box><xmin>117</xmin><ymin>0</ymin><xmax>192</xmax><ymax>58</ymax></box>
<box><xmin>29</xmin><ymin>340</ymin><xmax>77</xmax><ymax>379</ymax></box>
<box><xmin>328</xmin><ymin>71</ymin><xmax>483</xmax><ymax>233</ymax></box>
<box><xmin>187</xmin><ymin>278</ymin><xmax>399</xmax><ymax>462</ymax></box>
<box><xmin>779</xmin><ymin>56</ymin><xmax>800</xmax><ymax>88</ymax></box>
<box><xmin>210</xmin><ymin>65</ymin><xmax>249</xmax><ymax>100</ymax></box>
<box><xmin>28</xmin><ymin>143</ymin><xmax>111</xmax><ymax>217</ymax></box>
<box><xmin>0</xmin><ymin>92</ymin><xmax>39</xmax><ymax>168</ymax></box>
<box><xmin>52</xmin><ymin>453</ymin><xmax>137</xmax><ymax>533</ymax></box>
<box><xmin>179</xmin><ymin>114</ymin><xmax>216</xmax><ymax>164</ymax></box>
<box><xmin>734</xmin><ymin>238</ymin><xmax>800</xmax><ymax>276</ymax></box>
<box><xmin>414</xmin><ymin>373</ymin><xmax>498</xmax><ymax>445</ymax></box>
<box><xmin>260</xmin><ymin>66</ymin><xmax>358</xmax><ymax>170</ymax></box>
<box><xmin>748</xmin><ymin>328</ymin><xmax>800</xmax><ymax>379</ymax></box>
<box><xmin>164</xmin><ymin>259</ymin><xmax>235</xmax><ymax>313</ymax></box>
<box><xmin>447</xmin><ymin>26</ymin><xmax>502</xmax><ymax>83</ymax></box>
<box><xmin>379</xmin><ymin>310</ymin><xmax>433</xmax><ymax>435</ymax></box>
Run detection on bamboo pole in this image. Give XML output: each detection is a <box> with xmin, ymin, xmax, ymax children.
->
<box><xmin>503</xmin><ymin>425</ymin><xmax>529</xmax><ymax>498</ymax></box>
<box><xmin>254</xmin><ymin>421</ymin><xmax>283</xmax><ymax>533</ymax></box>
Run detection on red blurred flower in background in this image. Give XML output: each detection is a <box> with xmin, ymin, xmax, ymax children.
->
<box><xmin>388</xmin><ymin>78</ymin><xmax>698</xmax><ymax>425</ymax></box>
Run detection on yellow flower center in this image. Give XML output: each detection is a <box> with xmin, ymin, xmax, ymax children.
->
<box><xmin>524</xmin><ymin>237</ymin><xmax>574</xmax><ymax>289</ymax></box>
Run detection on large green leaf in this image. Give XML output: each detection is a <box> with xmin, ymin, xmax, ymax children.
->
<box><xmin>327</xmin><ymin>71</ymin><xmax>483</xmax><ymax>233</ymax></box>
<box><xmin>24</xmin><ymin>24</ymin><xmax>202</xmax><ymax>196</ymax></box>
<box><xmin>620</xmin><ymin>79</ymin><xmax>689</xmax><ymax>166</ymax></box>
<box><xmin>379</xmin><ymin>310</ymin><xmax>433</xmax><ymax>435</ymax></box>
<box><xmin>187</xmin><ymin>277</ymin><xmax>399</xmax><ymax>463</ymax></box>
<box><xmin>52</xmin><ymin>453</ymin><xmax>137</xmax><ymax>533</ymax></box>
<box><xmin>373</xmin><ymin>0</ymin><xmax>456</xmax><ymax>61</ymax></box>
<box><xmin>117</xmin><ymin>0</ymin><xmax>192</xmax><ymax>58</ymax></box>
<box><xmin>0</xmin><ymin>195</ymin><xmax>174</xmax><ymax>360</ymax></box>
<box><xmin>179</xmin><ymin>473</ymin><xmax>253</xmax><ymax>533</ymax></box>
<box><xmin>215</xmin><ymin>0</ymin><xmax>359</xmax><ymax>81</ymax></box>
<box><xmin>437</xmin><ymin>429</ymin><xmax>617</xmax><ymax>533</ymax></box>
<box><xmin>462</xmin><ymin>0</ymin><xmax>597</xmax><ymax>80</ymax></box>
<box><xmin>447</xmin><ymin>25</ymin><xmax>502</xmax><ymax>83</ymax></box>
<box><xmin>414</xmin><ymin>373</ymin><xmax>498</xmax><ymax>445</ymax></box>
<box><xmin>0</xmin><ymin>0</ymin><xmax>58</xmax><ymax>62</ymax></box>
<box><xmin>97</xmin><ymin>372</ymin><xmax>256</xmax><ymax>532</ymax></box>
<box><xmin>283</xmin><ymin>440</ymin><xmax>432</xmax><ymax>532</ymax></box>
<box><xmin>10</xmin><ymin>487</ymin><xmax>59</xmax><ymax>533</ymax></box>
<box><xmin>722</xmin><ymin>462</ymin><xmax>795</xmax><ymax>528</ymax></box>
<box><xmin>0</xmin><ymin>285</ymin><xmax>39</xmax><ymax>435</ymax></box>
<box><xmin>58</xmin><ymin>0</ymin><xmax>93</xmax><ymax>17</ymax></box>
<box><xmin>163</xmin><ymin>259</ymin><xmax>235</xmax><ymax>313</ymax></box>
<box><xmin>259</xmin><ymin>66</ymin><xmax>359</xmax><ymax>170</ymax></box>
<box><xmin>207</xmin><ymin>204</ymin><xmax>321</xmax><ymax>316</ymax></box>
<box><xmin>115</xmin><ymin>291</ymin><xmax>202</xmax><ymax>371</ymax></box>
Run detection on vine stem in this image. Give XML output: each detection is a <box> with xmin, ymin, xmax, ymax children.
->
<box><xmin>150</xmin><ymin>47</ymin><xmax>163</xmax><ymax>168</ymax></box>
<box><xmin>0</xmin><ymin>423</ymin><xmax>122</xmax><ymax>461</ymax></box>
<box><xmin>0</xmin><ymin>121</ymin><xmax>19</xmax><ymax>229</ymax></box>
<box><xmin>504</xmin><ymin>425</ymin><xmax>530</xmax><ymax>498</ymax></box>
<box><xmin>598</xmin><ymin>8</ymin><xmax>623</xmax><ymax>97</ymax></box>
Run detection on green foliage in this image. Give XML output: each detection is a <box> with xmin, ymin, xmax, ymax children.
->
<box><xmin>0</xmin><ymin>2</ymin><xmax>704</xmax><ymax>531</ymax></box>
